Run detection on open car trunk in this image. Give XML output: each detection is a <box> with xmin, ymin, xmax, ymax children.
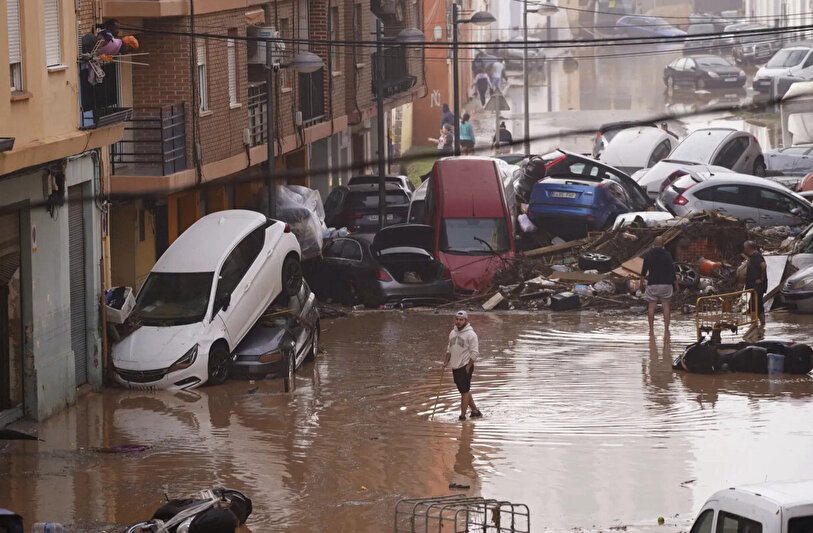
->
<box><xmin>377</xmin><ymin>252</ymin><xmax>445</xmax><ymax>284</ymax></box>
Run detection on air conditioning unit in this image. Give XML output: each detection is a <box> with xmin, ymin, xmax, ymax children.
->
<box><xmin>247</xmin><ymin>25</ymin><xmax>286</xmax><ymax>65</ymax></box>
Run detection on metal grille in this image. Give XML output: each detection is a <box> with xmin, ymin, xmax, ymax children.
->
<box><xmin>68</xmin><ymin>185</ymin><xmax>88</xmax><ymax>386</ymax></box>
<box><xmin>394</xmin><ymin>495</ymin><xmax>530</xmax><ymax>533</ymax></box>
<box><xmin>115</xmin><ymin>367</ymin><xmax>168</xmax><ymax>384</ymax></box>
<box><xmin>695</xmin><ymin>289</ymin><xmax>757</xmax><ymax>341</ymax></box>
<box><xmin>248</xmin><ymin>83</ymin><xmax>268</xmax><ymax>147</ymax></box>
<box><xmin>110</xmin><ymin>104</ymin><xmax>187</xmax><ymax>176</ymax></box>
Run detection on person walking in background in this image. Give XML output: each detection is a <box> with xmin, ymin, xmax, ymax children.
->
<box><xmin>641</xmin><ymin>236</ymin><xmax>679</xmax><ymax>335</ymax></box>
<box><xmin>489</xmin><ymin>59</ymin><xmax>505</xmax><ymax>93</ymax></box>
<box><xmin>443</xmin><ymin>311</ymin><xmax>482</xmax><ymax>421</ymax></box>
<box><xmin>460</xmin><ymin>113</ymin><xmax>475</xmax><ymax>155</ymax></box>
<box><xmin>473</xmin><ymin>71</ymin><xmax>492</xmax><ymax>107</ymax></box>
<box><xmin>440</xmin><ymin>104</ymin><xmax>455</xmax><ymax>129</ymax></box>
<box><xmin>743</xmin><ymin>240</ymin><xmax>767</xmax><ymax>339</ymax></box>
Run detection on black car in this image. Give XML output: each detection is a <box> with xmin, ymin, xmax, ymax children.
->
<box><xmin>324</xmin><ymin>183</ymin><xmax>411</xmax><ymax>232</ymax></box>
<box><xmin>308</xmin><ymin>225</ymin><xmax>455</xmax><ymax>307</ymax></box>
<box><xmin>664</xmin><ymin>55</ymin><xmax>746</xmax><ymax>91</ymax></box>
<box><xmin>346</xmin><ymin>174</ymin><xmax>415</xmax><ymax>194</ymax></box>
<box><xmin>231</xmin><ymin>281</ymin><xmax>320</xmax><ymax>385</ymax></box>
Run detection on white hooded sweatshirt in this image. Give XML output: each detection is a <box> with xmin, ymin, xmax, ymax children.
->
<box><xmin>447</xmin><ymin>323</ymin><xmax>479</xmax><ymax>370</ymax></box>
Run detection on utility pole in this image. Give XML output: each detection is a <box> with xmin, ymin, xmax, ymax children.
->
<box><xmin>376</xmin><ymin>18</ymin><xmax>387</xmax><ymax>230</ymax></box>
<box><xmin>265</xmin><ymin>37</ymin><xmax>276</xmax><ymax>219</ymax></box>
<box><xmin>523</xmin><ymin>0</ymin><xmax>530</xmax><ymax>155</ymax></box>
<box><xmin>452</xmin><ymin>3</ymin><xmax>461</xmax><ymax>156</ymax></box>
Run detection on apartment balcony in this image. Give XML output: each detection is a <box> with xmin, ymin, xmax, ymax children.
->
<box><xmin>110</xmin><ymin>103</ymin><xmax>187</xmax><ymax>177</ymax></box>
<box><xmin>372</xmin><ymin>47</ymin><xmax>417</xmax><ymax>99</ymax></box>
<box><xmin>79</xmin><ymin>63</ymin><xmax>132</xmax><ymax>130</ymax></box>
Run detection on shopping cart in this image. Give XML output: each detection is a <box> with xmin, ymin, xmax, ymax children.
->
<box><xmin>695</xmin><ymin>289</ymin><xmax>758</xmax><ymax>342</ymax></box>
<box><xmin>394</xmin><ymin>495</ymin><xmax>530</xmax><ymax>533</ymax></box>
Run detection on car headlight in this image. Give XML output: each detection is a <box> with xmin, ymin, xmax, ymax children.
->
<box><xmin>792</xmin><ymin>277</ymin><xmax>813</xmax><ymax>290</ymax></box>
<box><xmin>707</xmin><ymin>71</ymin><xmax>719</xmax><ymax>78</ymax></box>
<box><xmin>168</xmin><ymin>344</ymin><xmax>198</xmax><ymax>373</ymax></box>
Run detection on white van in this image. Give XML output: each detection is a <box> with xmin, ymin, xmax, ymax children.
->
<box><xmin>754</xmin><ymin>44</ymin><xmax>813</xmax><ymax>93</ymax></box>
<box><xmin>689</xmin><ymin>481</ymin><xmax>813</xmax><ymax>533</ymax></box>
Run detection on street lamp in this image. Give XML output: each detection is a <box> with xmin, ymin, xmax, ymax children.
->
<box><xmin>452</xmin><ymin>5</ymin><xmax>495</xmax><ymax>156</ymax></box>
<box><xmin>375</xmin><ymin>21</ymin><xmax>425</xmax><ymax>229</ymax></box>
<box><xmin>265</xmin><ymin>49</ymin><xmax>325</xmax><ymax>218</ymax></box>
<box><xmin>523</xmin><ymin>1</ymin><xmax>558</xmax><ymax>155</ymax></box>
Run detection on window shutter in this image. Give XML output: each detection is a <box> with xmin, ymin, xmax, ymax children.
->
<box><xmin>227</xmin><ymin>38</ymin><xmax>237</xmax><ymax>104</ymax></box>
<box><xmin>7</xmin><ymin>0</ymin><xmax>22</xmax><ymax>64</ymax></box>
<box><xmin>43</xmin><ymin>0</ymin><xmax>61</xmax><ymax>66</ymax></box>
<box><xmin>196</xmin><ymin>38</ymin><xmax>206</xmax><ymax>66</ymax></box>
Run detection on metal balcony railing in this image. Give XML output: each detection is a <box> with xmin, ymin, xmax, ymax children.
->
<box><xmin>372</xmin><ymin>46</ymin><xmax>417</xmax><ymax>98</ymax></box>
<box><xmin>110</xmin><ymin>103</ymin><xmax>187</xmax><ymax>176</ymax></box>
<box><xmin>248</xmin><ymin>82</ymin><xmax>268</xmax><ymax>147</ymax></box>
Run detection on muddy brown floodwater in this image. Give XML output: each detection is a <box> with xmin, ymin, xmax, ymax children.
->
<box><xmin>2</xmin><ymin>311</ymin><xmax>813</xmax><ymax>532</ymax></box>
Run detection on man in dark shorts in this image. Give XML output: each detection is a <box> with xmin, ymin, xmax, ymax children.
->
<box><xmin>443</xmin><ymin>311</ymin><xmax>482</xmax><ymax>421</ymax></box>
<box><xmin>743</xmin><ymin>240</ymin><xmax>767</xmax><ymax>337</ymax></box>
<box><xmin>641</xmin><ymin>236</ymin><xmax>679</xmax><ymax>335</ymax></box>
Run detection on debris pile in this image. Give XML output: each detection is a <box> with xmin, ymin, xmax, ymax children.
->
<box><xmin>481</xmin><ymin>212</ymin><xmax>803</xmax><ymax>312</ymax></box>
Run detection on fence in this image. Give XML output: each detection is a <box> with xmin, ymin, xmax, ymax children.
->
<box><xmin>110</xmin><ymin>103</ymin><xmax>187</xmax><ymax>176</ymax></box>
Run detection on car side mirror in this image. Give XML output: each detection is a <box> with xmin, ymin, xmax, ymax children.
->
<box><xmin>216</xmin><ymin>293</ymin><xmax>231</xmax><ymax>313</ymax></box>
<box><xmin>790</xmin><ymin>207</ymin><xmax>802</xmax><ymax>216</ymax></box>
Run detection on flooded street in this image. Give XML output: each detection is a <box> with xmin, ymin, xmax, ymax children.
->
<box><xmin>2</xmin><ymin>311</ymin><xmax>813</xmax><ymax>532</ymax></box>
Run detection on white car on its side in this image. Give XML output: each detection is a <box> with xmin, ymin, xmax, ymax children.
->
<box><xmin>112</xmin><ymin>210</ymin><xmax>302</xmax><ymax>390</ymax></box>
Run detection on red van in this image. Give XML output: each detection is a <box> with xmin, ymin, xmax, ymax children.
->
<box><xmin>425</xmin><ymin>157</ymin><xmax>516</xmax><ymax>293</ymax></box>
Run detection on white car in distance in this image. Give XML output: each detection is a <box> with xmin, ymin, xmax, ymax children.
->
<box><xmin>112</xmin><ymin>210</ymin><xmax>302</xmax><ymax>390</ymax></box>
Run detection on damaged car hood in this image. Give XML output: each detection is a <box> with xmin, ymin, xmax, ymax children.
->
<box><xmin>112</xmin><ymin>322</ymin><xmax>206</xmax><ymax>369</ymax></box>
<box><xmin>439</xmin><ymin>251</ymin><xmax>512</xmax><ymax>293</ymax></box>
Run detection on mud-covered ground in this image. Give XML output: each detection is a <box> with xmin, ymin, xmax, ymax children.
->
<box><xmin>2</xmin><ymin>310</ymin><xmax>812</xmax><ymax>532</ymax></box>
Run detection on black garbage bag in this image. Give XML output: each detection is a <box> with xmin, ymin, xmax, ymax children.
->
<box><xmin>677</xmin><ymin>342</ymin><xmax>718</xmax><ymax>373</ymax></box>
<box><xmin>784</xmin><ymin>344</ymin><xmax>813</xmax><ymax>374</ymax></box>
<box><xmin>729</xmin><ymin>345</ymin><xmax>768</xmax><ymax>373</ymax></box>
<box><xmin>129</xmin><ymin>488</ymin><xmax>251</xmax><ymax>533</ymax></box>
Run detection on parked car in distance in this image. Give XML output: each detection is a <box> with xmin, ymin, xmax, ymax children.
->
<box><xmin>615</xmin><ymin>15</ymin><xmax>686</xmax><ymax>38</ymax></box>
<box><xmin>323</xmin><ymin>183</ymin><xmax>411</xmax><ymax>232</ymax></box>
<box><xmin>664</xmin><ymin>55</ymin><xmax>746</xmax><ymax>91</ymax></box>
<box><xmin>781</xmin><ymin>263</ymin><xmax>813</xmax><ymax>313</ymax></box>
<box><xmin>408</xmin><ymin>178</ymin><xmax>429</xmax><ymax>224</ymax></box>
<box><xmin>754</xmin><ymin>43</ymin><xmax>813</xmax><ymax>93</ymax></box>
<box><xmin>687</xmin><ymin>481</ymin><xmax>813</xmax><ymax>533</ymax></box>
<box><xmin>657</xmin><ymin>171</ymin><xmax>813</xmax><ymax>226</ymax></box>
<box><xmin>683</xmin><ymin>23</ymin><xmax>720</xmax><ymax>54</ymax></box>
<box><xmin>528</xmin><ymin>150</ymin><xmax>652</xmax><ymax>238</ymax></box>
<box><xmin>599</xmin><ymin>126</ymin><xmax>677</xmax><ymax>174</ymax></box>
<box><xmin>726</xmin><ymin>23</ymin><xmax>779</xmax><ymax>64</ymax></box>
<box><xmin>632</xmin><ymin>160</ymin><xmax>730</xmax><ymax>200</ymax></box>
<box><xmin>346</xmin><ymin>174</ymin><xmax>415</xmax><ymax>193</ymax></box>
<box><xmin>425</xmin><ymin>157</ymin><xmax>516</xmax><ymax>293</ymax></box>
<box><xmin>308</xmin><ymin>225</ymin><xmax>455</xmax><ymax>307</ymax></box>
<box><xmin>231</xmin><ymin>280</ymin><xmax>319</xmax><ymax>382</ymax></box>
<box><xmin>668</xmin><ymin>128</ymin><xmax>766</xmax><ymax>176</ymax></box>
<box><xmin>112</xmin><ymin>210</ymin><xmax>303</xmax><ymax>390</ymax></box>
<box><xmin>765</xmin><ymin>145</ymin><xmax>813</xmax><ymax>176</ymax></box>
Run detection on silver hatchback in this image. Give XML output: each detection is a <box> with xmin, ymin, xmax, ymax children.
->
<box><xmin>668</xmin><ymin>128</ymin><xmax>766</xmax><ymax>176</ymax></box>
<box><xmin>657</xmin><ymin>172</ymin><xmax>812</xmax><ymax>226</ymax></box>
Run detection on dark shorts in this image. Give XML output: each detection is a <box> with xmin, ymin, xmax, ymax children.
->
<box><xmin>453</xmin><ymin>365</ymin><xmax>474</xmax><ymax>394</ymax></box>
<box><xmin>461</xmin><ymin>140</ymin><xmax>475</xmax><ymax>149</ymax></box>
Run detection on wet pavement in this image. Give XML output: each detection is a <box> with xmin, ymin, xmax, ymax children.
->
<box><xmin>2</xmin><ymin>310</ymin><xmax>813</xmax><ymax>532</ymax></box>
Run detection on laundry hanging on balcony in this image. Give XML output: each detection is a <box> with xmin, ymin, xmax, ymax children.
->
<box><xmin>79</xmin><ymin>30</ymin><xmax>141</xmax><ymax>85</ymax></box>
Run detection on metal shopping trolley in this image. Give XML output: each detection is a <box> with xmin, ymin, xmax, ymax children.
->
<box><xmin>394</xmin><ymin>495</ymin><xmax>530</xmax><ymax>533</ymax></box>
<box><xmin>695</xmin><ymin>289</ymin><xmax>758</xmax><ymax>342</ymax></box>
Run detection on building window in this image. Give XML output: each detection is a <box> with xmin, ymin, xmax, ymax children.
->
<box><xmin>43</xmin><ymin>0</ymin><xmax>61</xmax><ymax>67</ymax></box>
<box><xmin>227</xmin><ymin>32</ymin><xmax>237</xmax><ymax>106</ymax></box>
<box><xmin>196</xmin><ymin>38</ymin><xmax>208</xmax><ymax>112</ymax></box>
<box><xmin>279</xmin><ymin>18</ymin><xmax>290</xmax><ymax>89</ymax></box>
<box><xmin>7</xmin><ymin>0</ymin><xmax>23</xmax><ymax>91</ymax></box>
<box><xmin>329</xmin><ymin>6</ymin><xmax>339</xmax><ymax>73</ymax></box>
<box><xmin>297</xmin><ymin>0</ymin><xmax>309</xmax><ymax>51</ymax></box>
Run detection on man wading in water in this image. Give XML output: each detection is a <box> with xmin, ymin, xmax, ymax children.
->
<box><xmin>443</xmin><ymin>311</ymin><xmax>482</xmax><ymax>421</ymax></box>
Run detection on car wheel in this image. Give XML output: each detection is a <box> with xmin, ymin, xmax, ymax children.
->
<box><xmin>342</xmin><ymin>279</ymin><xmax>359</xmax><ymax>306</ymax></box>
<box><xmin>306</xmin><ymin>322</ymin><xmax>320</xmax><ymax>362</ymax></box>
<box><xmin>695</xmin><ymin>78</ymin><xmax>706</xmax><ymax>91</ymax></box>
<box><xmin>674</xmin><ymin>262</ymin><xmax>699</xmax><ymax>288</ymax></box>
<box><xmin>752</xmin><ymin>158</ymin><xmax>767</xmax><ymax>177</ymax></box>
<box><xmin>283</xmin><ymin>350</ymin><xmax>296</xmax><ymax>393</ymax></box>
<box><xmin>207</xmin><ymin>344</ymin><xmax>230</xmax><ymax>386</ymax></box>
<box><xmin>280</xmin><ymin>255</ymin><xmax>303</xmax><ymax>298</ymax></box>
<box><xmin>578</xmin><ymin>252</ymin><xmax>613</xmax><ymax>273</ymax></box>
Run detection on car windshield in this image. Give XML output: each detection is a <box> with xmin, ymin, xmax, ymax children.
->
<box><xmin>346</xmin><ymin>191</ymin><xmax>409</xmax><ymax>208</ymax></box>
<box><xmin>697</xmin><ymin>57</ymin><xmax>731</xmax><ymax>67</ymax></box>
<box><xmin>133</xmin><ymin>272</ymin><xmax>214</xmax><ymax>325</ymax></box>
<box><xmin>767</xmin><ymin>49</ymin><xmax>808</xmax><ymax>68</ymax></box>
<box><xmin>440</xmin><ymin>218</ymin><xmax>511</xmax><ymax>255</ymax></box>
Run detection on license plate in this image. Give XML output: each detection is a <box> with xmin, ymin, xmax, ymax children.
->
<box><xmin>725</xmin><ymin>77</ymin><xmax>737</xmax><ymax>82</ymax></box>
<box><xmin>369</xmin><ymin>214</ymin><xmax>395</xmax><ymax>221</ymax></box>
<box><xmin>552</xmin><ymin>191</ymin><xmax>577</xmax><ymax>199</ymax></box>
